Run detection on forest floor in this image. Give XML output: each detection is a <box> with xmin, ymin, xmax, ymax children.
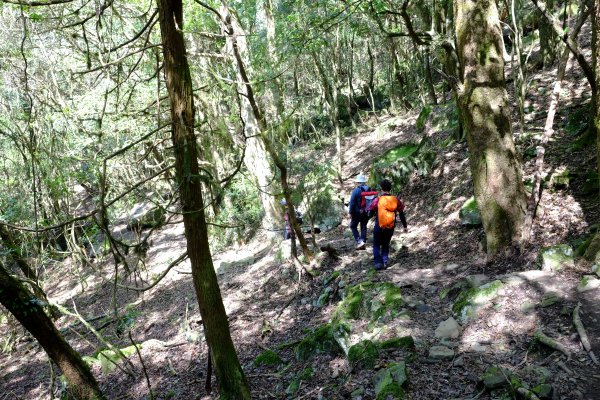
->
<box><xmin>2</xmin><ymin>36</ymin><xmax>600</xmax><ymax>400</ymax></box>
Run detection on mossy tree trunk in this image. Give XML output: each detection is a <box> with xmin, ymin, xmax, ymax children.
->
<box><xmin>0</xmin><ymin>263</ymin><xmax>104</xmax><ymax>400</ymax></box>
<box><xmin>156</xmin><ymin>1</ymin><xmax>251</xmax><ymax>398</ymax></box>
<box><xmin>221</xmin><ymin>4</ymin><xmax>312</xmax><ymax>259</ymax></box>
<box><xmin>538</xmin><ymin>0</ymin><xmax>557</xmax><ymax>67</ymax></box>
<box><xmin>221</xmin><ymin>4</ymin><xmax>281</xmax><ymax>239</ymax></box>
<box><xmin>455</xmin><ymin>0</ymin><xmax>527</xmax><ymax>254</ymax></box>
<box><xmin>584</xmin><ymin>0</ymin><xmax>600</xmax><ymax>261</ymax></box>
<box><xmin>312</xmin><ymin>51</ymin><xmax>344</xmax><ymax>185</ymax></box>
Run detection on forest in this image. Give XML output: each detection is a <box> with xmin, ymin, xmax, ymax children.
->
<box><xmin>0</xmin><ymin>0</ymin><xmax>599</xmax><ymax>398</ymax></box>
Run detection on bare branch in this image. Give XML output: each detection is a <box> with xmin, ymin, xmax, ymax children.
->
<box><xmin>2</xmin><ymin>0</ymin><xmax>72</xmax><ymax>6</ymax></box>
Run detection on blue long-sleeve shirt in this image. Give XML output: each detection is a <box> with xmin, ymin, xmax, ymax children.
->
<box><xmin>349</xmin><ymin>185</ymin><xmax>369</xmax><ymax>214</ymax></box>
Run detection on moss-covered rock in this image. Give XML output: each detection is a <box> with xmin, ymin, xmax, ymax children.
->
<box><xmin>452</xmin><ymin>280</ymin><xmax>504</xmax><ymax>324</ymax></box>
<box><xmin>480</xmin><ymin>366</ymin><xmax>511</xmax><ymax>389</ymax></box>
<box><xmin>378</xmin><ymin>336</ymin><xmax>415</xmax><ymax>350</ymax></box>
<box><xmin>532</xmin><ymin>384</ymin><xmax>553</xmax><ymax>399</ymax></box>
<box><xmin>253</xmin><ymin>349</ymin><xmax>283</xmax><ymax>367</ymax></box>
<box><xmin>348</xmin><ymin>340</ymin><xmax>379</xmax><ymax>370</ymax></box>
<box><xmin>577</xmin><ymin>275</ymin><xmax>600</xmax><ymax>292</ymax></box>
<box><xmin>315</xmin><ymin>286</ymin><xmax>334</xmax><ymax>307</ymax></box>
<box><xmin>459</xmin><ymin>197</ymin><xmax>482</xmax><ymax>226</ymax></box>
<box><xmin>333</xmin><ymin>281</ymin><xmax>404</xmax><ymax>324</ymax></box>
<box><xmin>294</xmin><ymin>323</ymin><xmax>343</xmax><ymax>361</ymax></box>
<box><xmin>539</xmin><ymin>244</ymin><xmax>574</xmax><ymax>271</ymax></box>
<box><xmin>373</xmin><ymin>362</ymin><xmax>407</xmax><ymax>400</ymax></box>
<box><xmin>522</xmin><ymin>365</ymin><xmax>552</xmax><ymax>384</ymax></box>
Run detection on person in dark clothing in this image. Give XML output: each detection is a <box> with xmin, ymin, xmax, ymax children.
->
<box><xmin>281</xmin><ymin>199</ymin><xmax>292</xmax><ymax>240</ymax></box>
<box><xmin>348</xmin><ymin>174</ymin><xmax>371</xmax><ymax>249</ymax></box>
<box><xmin>372</xmin><ymin>179</ymin><xmax>408</xmax><ymax>270</ymax></box>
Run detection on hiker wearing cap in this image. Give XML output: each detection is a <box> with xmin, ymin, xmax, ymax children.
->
<box><xmin>348</xmin><ymin>174</ymin><xmax>375</xmax><ymax>250</ymax></box>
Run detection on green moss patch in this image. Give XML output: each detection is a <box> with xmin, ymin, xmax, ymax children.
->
<box><xmin>480</xmin><ymin>366</ymin><xmax>511</xmax><ymax>389</ymax></box>
<box><xmin>294</xmin><ymin>323</ymin><xmax>344</xmax><ymax>361</ymax></box>
<box><xmin>452</xmin><ymin>280</ymin><xmax>504</xmax><ymax>324</ymax></box>
<box><xmin>378</xmin><ymin>336</ymin><xmax>415</xmax><ymax>350</ymax></box>
<box><xmin>333</xmin><ymin>281</ymin><xmax>404</xmax><ymax>324</ymax></box>
<box><xmin>539</xmin><ymin>244</ymin><xmax>574</xmax><ymax>271</ymax></box>
<box><xmin>373</xmin><ymin>362</ymin><xmax>407</xmax><ymax>400</ymax></box>
<box><xmin>253</xmin><ymin>349</ymin><xmax>283</xmax><ymax>367</ymax></box>
<box><xmin>459</xmin><ymin>196</ymin><xmax>482</xmax><ymax>226</ymax></box>
<box><xmin>416</xmin><ymin>106</ymin><xmax>433</xmax><ymax>132</ymax></box>
<box><xmin>83</xmin><ymin>344</ymin><xmax>141</xmax><ymax>373</ymax></box>
<box><xmin>348</xmin><ymin>340</ymin><xmax>379</xmax><ymax>370</ymax></box>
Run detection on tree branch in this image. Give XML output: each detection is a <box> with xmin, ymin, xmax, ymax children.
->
<box><xmin>530</xmin><ymin>0</ymin><xmax>595</xmax><ymax>91</ymax></box>
<box><xmin>117</xmin><ymin>252</ymin><xmax>188</xmax><ymax>292</ymax></box>
<box><xmin>103</xmin><ymin>10</ymin><xmax>159</xmax><ymax>54</ymax></box>
<box><xmin>2</xmin><ymin>0</ymin><xmax>72</xmax><ymax>6</ymax></box>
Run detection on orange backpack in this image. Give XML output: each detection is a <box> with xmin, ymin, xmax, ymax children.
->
<box><xmin>377</xmin><ymin>195</ymin><xmax>400</xmax><ymax>229</ymax></box>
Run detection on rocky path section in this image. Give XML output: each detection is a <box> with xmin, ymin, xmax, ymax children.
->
<box><xmin>252</xmin><ymin>226</ymin><xmax>600</xmax><ymax>399</ymax></box>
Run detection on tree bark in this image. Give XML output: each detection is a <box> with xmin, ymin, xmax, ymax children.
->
<box><xmin>423</xmin><ymin>50</ymin><xmax>438</xmax><ymax>105</ymax></box>
<box><xmin>584</xmin><ymin>0</ymin><xmax>600</xmax><ymax>261</ymax></box>
<box><xmin>455</xmin><ymin>0</ymin><xmax>528</xmax><ymax>254</ymax></box>
<box><xmin>221</xmin><ymin>4</ymin><xmax>281</xmax><ymax>238</ymax></box>
<box><xmin>0</xmin><ymin>263</ymin><xmax>104</xmax><ymax>400</ymax></box>
<box><xmin>531</xmin><ymin>0</ymin><xmax>596</xmax><ymax>92</ymax></box>
<box><xmin>263</xmin><ymin>0</ymin><xmax>284</xmax><ymax>119</ymax></box>
<box><xmin>538</xmin><ymin>0</ymin><xmax>557</xmax><ymax>67</ymax></box>
<box><xmin>156</xmin><ymin>1</ymin><xmax>251</xmax><ymax>398</ymax></box>
<box><xmin>221</xmin><ymin>4</ymin><xmax>313</xmax><ymax>259</ymax></box>
<box><xmin>0</xmin><ymin>224</ymin><xmax>56</xmax><ymax>317</ymax></box>
<box><xmin>312</xmin><ymin>51</ymin><xmax>344</xmax><ymax>185</ymax></box>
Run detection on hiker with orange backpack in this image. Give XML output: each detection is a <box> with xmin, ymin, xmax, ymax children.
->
<box><xmin>348</xmin><ymin>174</ymin><xmax>378</xmax><ymax>250</ymax></box>
<box><xmin>371</xmin><ymin>179</ymin><xmax>408</xmax><ymax>270</ymax></box>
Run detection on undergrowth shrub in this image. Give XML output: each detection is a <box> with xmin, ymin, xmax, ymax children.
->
<box><xmin>210</xmin><ymin>175</ymin><xmax>264</xmax><ymax>250</ymax></box>
<box><xmin>369</xmin><ymin>139</ymin><xmax>437</xmax><ymax>189</ymax></box>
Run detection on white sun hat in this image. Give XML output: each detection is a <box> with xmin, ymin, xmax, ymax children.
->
<box><xmin>355</xmin><ymin>174</ymin><xmax>367</xmax><ymax>183</ymax></box>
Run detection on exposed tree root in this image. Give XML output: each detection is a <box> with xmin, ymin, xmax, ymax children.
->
<box><xmin>573</xmin><ymin>302</ymin><xmax>599</xmax><ymax>364</ymax></box>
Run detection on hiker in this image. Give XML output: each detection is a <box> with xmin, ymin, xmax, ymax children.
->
<box><xmin>281</xmin><ymin>199</ymin><xmax>291</xmax><ymax>240</ymax></box>
<box><xmin>348</xmin><ymin>174</ymin><xmax>378</xmax><ymax>250</ymax></box>
<box><xmin>372</xmin><ymin>179</ymin><xmax>408</xmax><ymax>270</ymax></box>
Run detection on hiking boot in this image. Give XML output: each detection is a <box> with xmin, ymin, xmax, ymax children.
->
<box><xmin>374</xmin><ymin>263</ymin><xmax>384</xmax><ymax>271</ymax></box>
<box><xmin>356</xmin><ymin>240</ymin><xmax>366</xmax><ymax>250</ymax></box>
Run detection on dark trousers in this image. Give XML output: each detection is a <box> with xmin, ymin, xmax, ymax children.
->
<box><xmin>373</xmin><ymin>224</ymin><xmax>394</xmax><ymax>267</ymax></box>
<box><xmin>350</xmin><ymin>213</ymin><xmax>369</xmax><ymax>243</ymax></box>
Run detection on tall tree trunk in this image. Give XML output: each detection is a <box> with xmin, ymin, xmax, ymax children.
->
<box><xmin>455</xmin><ymin>0</ymin><xmax>528</xmax><ymax>255</ymax></box>
<box><xmin>263</xmin><ymin>0</ymin><xmax>284</xmax><ymax>119</ymax></box>
<box><xmin>510</xmin><ymin>0</ymin><xmax>526</xmax><ymax>133</ymax></box>
<box><xmin>222</xmin><ymin>4</ymin><xmax>314</xmax><ymax>260</ymax></box>
<box><xmin>222</xmin><ymin>4</ymin><xmax>281</xmax><ymax>238</ymax></box>
<box><xmin>538</xmin><ymin>0</ymin><xmax>557</xmax><ymax>67</ymax></box>
<box><xmin>156</xmin><ymin>1</ymin><xmax>251</xmax><ymax>398</ymax></box>
<box><xmin>312</xmin><ymin>51</ymin><xmax>343</xmax><ymax>184</ymax></box>
<box><xmin>584</xmin><ymin>0</ymin><xmax>600</xmax><ymax>261</ymax></box>
<box><xmin>423</xmin><ymin>50</ymin><xmax>438</xmax><ymax>105</ymax></box>
<box><xmin>0</xmin><ymin>263</ymin><xmax>104</xmax><ymax>400</ymax></box>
